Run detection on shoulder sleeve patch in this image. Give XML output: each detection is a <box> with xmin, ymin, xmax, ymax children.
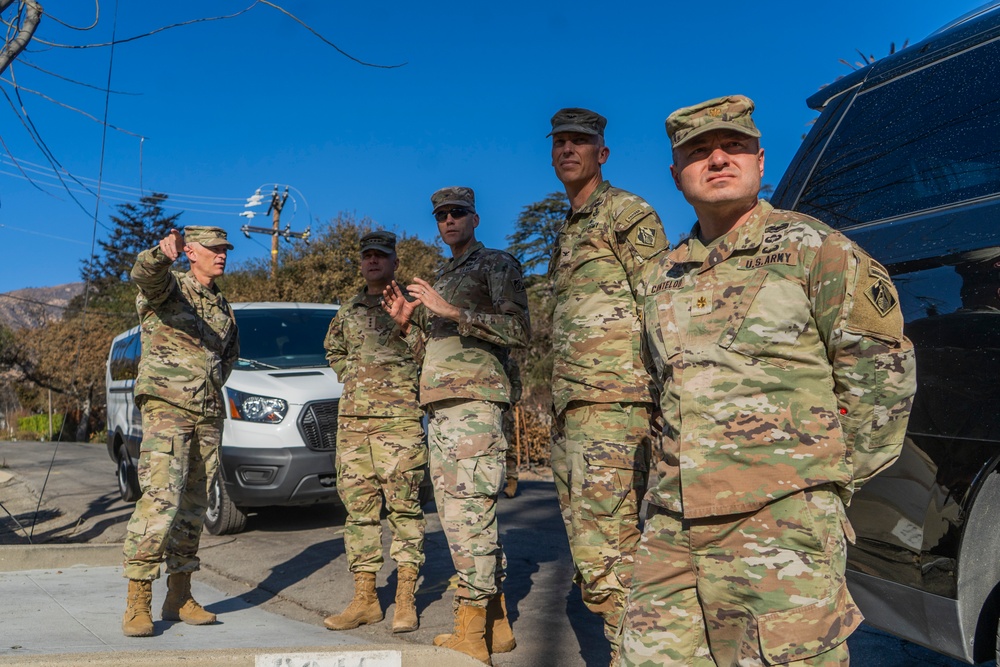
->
<box><xmin>636</xmin><ymin>226</ymin><xmax>658</xmax><ymax>247</ymax></box>
<box><xmin>846</xmin><ymin>252</ymin><xmax>904</xmax><ymax>341</ymax></box>
<box><xmin>613</xmin><ymin>201</ymin><xmax>654</xmax><ymax>233</ymax></box>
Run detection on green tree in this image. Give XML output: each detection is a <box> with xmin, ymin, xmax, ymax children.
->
<box><xmin>73</xmin><ymin>193</ymin><xmax>182</xmax><ymax>320</ymax></box>
<box><xmin>504</xmin><ymin>193</ymin><xmax>569</xmax><ymax>408</ymax></box>
<box><xmin>510</xmin><ymin>276</ymin><xmax>554</xmax><ymax>408</ymax></box>
<box><xmin>222</xmin><ymin>213</ymin><xmax>445</xmax><ymax>304</ymax></box>
<box><xmin>506</xmin><ymin>192</ymin><xmax>567</xmax><ymax>274</ymax></box>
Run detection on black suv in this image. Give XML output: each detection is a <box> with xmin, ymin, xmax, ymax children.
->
<box><xmin>771</xmin><ymin>3</ymin><xmax>1000</xmax><ymax>664</ymax></box>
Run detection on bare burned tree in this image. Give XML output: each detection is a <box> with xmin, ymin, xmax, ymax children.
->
<box><xmin>0</xmin><ymin>0</ymin><xmax>41</xmax><ymax>75</ymax></box>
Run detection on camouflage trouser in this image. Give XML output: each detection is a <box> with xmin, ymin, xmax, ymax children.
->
<box><xmin>123</xmin><ymin>399</ymin><xmax>221</xmax><ymax>581</ymax></box>
<box><xmin>428</xmin><ymin>398</ymin><xmax>507</xmax><ymax>608</ymax></box>
<box><xmin>502</xmin><ymin>405</ymin><xmax>518</xmax><ymax>482</ymax></box>
<box><xmin>335</xmin><ymin>415</ymin><xmax>427</xmax><ymax>573</ymax></box>
<box><xmin>551</xmin><ymin>401</ymin><xmax>651</xmax><ymax>648</ymax></box>
<box><xmin>620</xmin><ymin>485</ymin><xmax>861</xmax><ymax>667</ymax></box>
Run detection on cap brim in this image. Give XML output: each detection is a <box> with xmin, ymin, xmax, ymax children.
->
<box><xmin>432</xmin><ymin>200</ymin><xmax>475</xmax><ymax>213</ymax></box>
<box><xmin>672</xmin><ymin>122</ymin><xmax>760</xmax><ymax>148</ymax></box>
<box><xmin>547</xmin><ymin>123</ymin><xmax>600</xmax><ymax>137</ymax></box>
<box><xmin>360</xmin><ymin>244</ymin><xmax>394</xmax><ymax>254</ymax></box>
<box><xmin>201</xmin><ymin>240</ymin><xmax>234</xmax><ymax>250</ymax></box>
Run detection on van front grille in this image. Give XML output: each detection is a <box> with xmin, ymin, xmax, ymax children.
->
<box><xmin>298</xmin><ymin>399</ymin><xmax>339</xmax><ymax>452</ymax></box>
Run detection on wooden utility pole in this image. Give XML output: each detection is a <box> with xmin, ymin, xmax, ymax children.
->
<box><xmin>267</xmin><ymin>187</ymin><xmax>289</xmax><ymax>280</ymax></box>
<box><xmin>240</xmin><ymin>185</ymin><xmax>310</xmax><ymax>280</ymax></box>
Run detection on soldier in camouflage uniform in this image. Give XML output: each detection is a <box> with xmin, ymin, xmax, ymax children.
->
<box><xmin>546</xmin><ymin>107</ymin><xmax>669</xmax><ymax>660</ymax></box>
<box><xmin>322</xmin><ymin>231</ymin><xmax>426</xmax><ymax>634</ymax></box>
<box><xmin>384</xmin><ymin>186</ymin><xmax>530</xmax><ymax>665</ymax></box>
<box><xmin>620</xmin><ymin>96</ymin><xmax>917</xmax><ymax>666</ymax></box>
<box><xmin>121</xmin><ymin>226</ymin><xmax>239</xmax><ymax>638</ymax></box>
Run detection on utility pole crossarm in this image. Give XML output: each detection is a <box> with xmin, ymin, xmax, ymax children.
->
<box><xmin>241</xmin><ymin>184</ymin><xmax>308</xmax><ymax>279</ymax></box>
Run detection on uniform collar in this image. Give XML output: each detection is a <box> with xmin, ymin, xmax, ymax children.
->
<box><xmin>182</xmin><ymin>271</ymin><xmax>221</xmax><ymax>300</ymax></box>
<box><xmin>348</xmin><ymin>288</ymin><xmax>382</xmax><ymax>308</ymax></box>
<box><xmin>442</xmin><ymin>240</ymin><xmax>485</xmax><ymax>274</ymax></box>
<box><xmin>676</xmin><ymin>199</ymin><xmax>772</xmax><ymax>268</ymax></box>
<box><xmin>567</xmin><ymin>180</ymin><xmax>612</xmax><ymax>223</ymax></box>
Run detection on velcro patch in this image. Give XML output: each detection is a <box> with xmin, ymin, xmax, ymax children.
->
<box><xmin>649</xmin><ymin>279</ymin><xmax>683</xmax><ymax>295</ymax></box>
<box><xmin>864</xmin><ymin>278</ymin><xmax>897</xmax><ymax>316</ymax></box>
<box><xmin>846</xmin><ymin>253</ymin><xmax>903</xmax><ymax>341</ymax></box>
<box><xmin>738</xmin><ymin>251</ymin><xmax>795</xmax><ymax>270</ymax></box>
<box><xmin>636</xmin><ymin>226</ymin><xmax>657</xmax><ymax>247</ymax></box>
<box><xmin>690</xmin><ymin>290</ymin><xmax>713</xmax><ymax>316</ymax></box>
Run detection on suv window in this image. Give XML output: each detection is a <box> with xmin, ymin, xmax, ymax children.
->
<box><xmin>794</xmin><ymin>36</ymin><xmax>1000</xmax><ymax>228</ymax></box>
<box><xmin>234</xmin><ymin>307</ymin><xmax>335</xmax><ymax>369</ymax></box>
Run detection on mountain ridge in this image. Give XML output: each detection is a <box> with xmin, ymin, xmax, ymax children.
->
<box><xmin>0</xmin><ymin>283</ymin><xmax>85</xmax><ymax>330</ymax></box>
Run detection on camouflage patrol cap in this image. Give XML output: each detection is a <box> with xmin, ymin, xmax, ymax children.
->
<box><xmin>665</xmin><ymin>95</ymin><xmax>761</xmax><ymax>149</ymax></box>
<box><xmin>359</xmin><ymin>230</ymin><xmax>396</xmax><ymax>255</ymax></box>
<box><xmin>184</xmin><ymin>225</ymin><xmax>233</xmax><ymax>249</ymax></box>
<box><xmin>548</xmin><ymin>107</ymin><xmax>607</xmax><ymax>137</ymax></box>
<box><xmin>431</xmin><ymin>186</ymin><xmax>476</xmax><ymax>213</ymax></box>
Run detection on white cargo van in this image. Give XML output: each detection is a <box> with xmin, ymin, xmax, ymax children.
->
<box><xmin>106</xmin><ymin>302</ymin><xmax>344</xmax><ymax>535</ymax></box>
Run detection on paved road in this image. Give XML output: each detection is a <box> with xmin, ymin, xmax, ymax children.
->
<box><xmin>0</xmin><ymin>440</ymin><xmax>991</xmax><ymax>666</ymax></box>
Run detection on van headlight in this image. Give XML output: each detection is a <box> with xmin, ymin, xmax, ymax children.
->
<box><xmin>227</xmin><ymin>388</ymin><xmax>288</xmax><ymax>423</ymax></box>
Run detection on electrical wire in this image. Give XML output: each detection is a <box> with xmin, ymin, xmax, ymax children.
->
<box><xmin>28</xmin><ymin>0</ymin><xmax>120</xmax><ymax>541</ymax></box>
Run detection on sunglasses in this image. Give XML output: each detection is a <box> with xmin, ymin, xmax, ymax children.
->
<box><xmin>434</xmin><ymin>207</ymin><xmax>471</xmax><ymax>222</ymax></box>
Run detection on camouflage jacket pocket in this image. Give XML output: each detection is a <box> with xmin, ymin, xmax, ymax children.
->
<box><xmin>582</xmin><ymin>441</ymin><xmax>647</xmax><ymax>471</ymax></box>
<box><xmin>719</xmin><ymin>270</ymin><xmax>809</xmax><ymax>369</ymax></box>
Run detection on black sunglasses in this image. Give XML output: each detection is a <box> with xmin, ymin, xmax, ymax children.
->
<box><xmin>434</xmin><ymin>207</ymin><xmax>471</xmax><ymax>222</ymax></box>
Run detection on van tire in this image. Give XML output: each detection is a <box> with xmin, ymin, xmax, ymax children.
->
<box><xmin>205</xmin><ymin>473</ymin><xmax>248</xmax><ymax>535</ymax></box>
<box><xmin>116</xmin><ymin>443</ymin><xmax>141</xmax><ymax>503</ymax></box>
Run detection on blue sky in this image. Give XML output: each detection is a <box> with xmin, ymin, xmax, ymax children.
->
<box><xmin>0</xmin><ymin>0</ymin><xmax>988</xmax><ymax>293</ymax></box>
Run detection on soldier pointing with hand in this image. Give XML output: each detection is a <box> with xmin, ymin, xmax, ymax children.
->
<box><xmin>121</xmin><ymin>226</ymin><xmax>239</xmax><ymax>638</ymax></box>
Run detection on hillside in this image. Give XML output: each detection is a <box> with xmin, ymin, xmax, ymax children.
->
<box><xmin>0</xmin><ymin>283</ymin><xmax>84</xmax><ymax>330</ymax></box>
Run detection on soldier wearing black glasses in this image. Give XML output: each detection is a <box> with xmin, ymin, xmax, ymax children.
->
<box><xmin>383</xmin><ymin>186</ymin><xmax>530</xmax><ymax>664</ymax></box>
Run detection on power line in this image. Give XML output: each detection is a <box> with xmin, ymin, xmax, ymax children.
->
<box><xmin>0</xmin><ymin>222</ymin><xmax>89</xmax><ymax>245</ymax></box>
<box><xmin>0</xmin><ymin>155</ymin><xmax>248</xmax><ymax>202</ymax></box>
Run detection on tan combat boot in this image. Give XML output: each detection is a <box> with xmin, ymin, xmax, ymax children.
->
<box><xmin>440</xmin><ymin>603</ymin><xmax>491</xmax><ymax>665</ymax></box>
<box><xmin>503</xmin><ymin>477</ymin><xmax>518</xmax><ymax>498</ymax></box>
<box><xmin>434</xmin><ymin>592</ymin><xmax>515</xmax><ymax>654</ymax></box>
<box><xmin>161</xmin><ymin>572</ymin><xmax>217</xmax><ymax>625</ymax></box>
<box><xmin>392</xmin><ymin>565</ymin><xmax>419</xmax><ymax>633</ymax></box>
<box><xmin>122</xmin><ymin>579</ymin><xmax>154</xmax><ymax>637</ymax></box>
<box><xmin>324</xmin><ymin>572</ymin><xmax>383</xmax><ymax>630</ymax></box>
<box><xmin>486</xmin><ymin>591</ymin><xmax>516</xmax><ymax>653</ymax></box>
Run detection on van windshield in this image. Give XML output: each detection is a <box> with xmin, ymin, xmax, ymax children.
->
<box><xmin>232</xmin><ymin>307</ymin><xmax>336</xmax><ymax>370</ymax></box>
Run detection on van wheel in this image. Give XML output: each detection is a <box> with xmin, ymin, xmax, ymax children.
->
<box><xmin>205</xmin><ymin>474</ymin><xmax>248</xmax><ymax>535</ymax></box>
<box><xmin>116</xmin><ymin>443</ymin><xmax>141</xmax><ymax>503</ymax></box>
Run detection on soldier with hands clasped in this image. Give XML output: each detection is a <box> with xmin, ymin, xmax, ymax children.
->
<box><xmin>546</xmin><ymin>107</ymin><xmax>669</xmax><ymax>664</ymax></box>
<box><xmin>620</xmin><ymin>96</ymin><xmax>917</xmax><ymax>667</ymax></box>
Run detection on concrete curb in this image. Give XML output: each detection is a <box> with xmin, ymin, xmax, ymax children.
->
<box><xmin>0</xmin><ymin>544</ymin><xmax>124</xmax><ymax>572</ymax></box>
<box><xmin>1</xmin><ymin>645</ymin><xmax>483</xmax><ymax>667</ymax></box>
